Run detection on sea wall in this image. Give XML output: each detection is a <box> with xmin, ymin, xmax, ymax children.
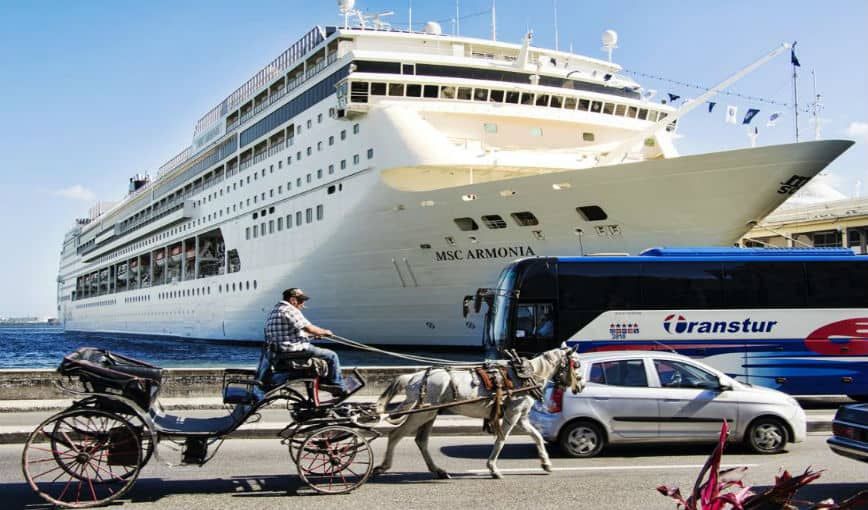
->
<box><xmin>0</xmin><ymin>366</ymin><xmax>424</xmax><ymax>400</ymax></box>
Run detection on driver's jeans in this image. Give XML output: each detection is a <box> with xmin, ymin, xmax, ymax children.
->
<box><xmin>302</xmin><ymin>345</ymin><xmax>344</xmax><ymax>386</ymax></box>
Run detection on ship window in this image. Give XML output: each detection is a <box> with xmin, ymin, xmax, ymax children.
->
<box><xmin>406</xmin><ymin>84</ymin><xmax>422</xmax><ymax>97</ymax></box>
<box><xmin>440</xmin><ymin>86</ymin><xmax>456</xmax><ymax>99</ymax></box>
<box><xmin>340</xmin><ymin>159</ymin><xmax>347</xmax><ymax>170</ymax></box>
<box><xmin>340</xmin><ymin>129</ymin><xmax>346</xmax><ymax>140</ymax></box>
<box><xmin>550</xmin><ymin>96</ymin><xmax>563</xmax><ymax>108</ymax></box>
<box><xmin>306</xmin><ymin>119</ymin><xmax>312</xmax><ymax>129</ymax></box>
<box><xmin>535</xmin><ymin>94</ymin><xmax>549</xmax><ymax>106</ymax></box>
<box><xmin>317</xmin><ymin>141</ymin><xmax>322</xmax><ymax>151</ymax></box>
<box><xmin>638</xmin><ymin>108</ymin><xmax>649</xmax><ymax>120</ymax></box>
<box><xmin>424</xmin><ymin>85</ymin><xmax>439</xmax><ymax>98</ymax></box>
<box><xmin>474</xmin><ymin>88</ymin><xmax>488</xmax><ymax>101</ymax></box>
<box><xmin>482</xmin><ymin>215</ymin><xmax>507</xmax><ymax>229</ymax></box>
<box><xmin>402</xmin><ymin>63</ymin><xmax>415</xmax><ymax>75</ymax></box>
<box><xmin>577</xmin><ymin>205</ymin><xmax>608</xmax><ymax>221</ymax></box>
<box><xmin>590</xmin><ymin>101</ymin><xmax>603</xmax><ymax>113</ymax></box>
<box><xmin>253</xmin><ymin>212</ymin><xmax>258</xmax><ymax>219</ymax></box>
<box><xmin>614</xmin><ymin>104</ymin><xmax>627</xmax><ymax>116</ymax></box>
<box><xmin>582</xmin><ymin>132</ymin><xmax>595</xmax><ymax>142</ymax></box>
<box><xmin>505</xmin><ymin>91</ymin><xmax>520</xmax><ymax>104</ymax></box>
<box><xmin>296</xmin><ymin>211</ymin><xmax>302</xmax><ymax>226</ymax></box>
<box><xmin>232</xmin><ymin>283</ymin><xmax>236</xmax><ymax>291</ymax></box>
<box><xmin>306</xmin><ymin>146</ymin><xmax>312</xmax><ymax>156</ymax></box>
<box><xmin>520</xmin><ymin>92</ymin><xmax>534</xmax><ymax>105</ymax></box>
<box><xmin>252</xmin><ymin>225</ymin><xmax>259</xmax><ymax>238</ymax></box>
<box><xmin>647</xmin><ymin>111</ymin><xmax>659</xmax><ymax>122</ymax></box>
<box><xmin>388</xmin><ymin>83</ymin><xmax>404</xmax><ymax>96</ymax></box>
<box><xmin>297</xmin><ymin>178</ymin><xmax>302</xmax><ymax>186</ymax></box>
<box><xmin>484</xmin><ymin>123</ymin><xmax>497</xmax><ymax>134</ymax></box>
<box><xmin>603</xmin><ymin>103</ymin><xmax>615</xmax><ymax>115</ymax></box>
<box><xmin>306</xmin><ymin>208</ymin><xmax>313</xmax><ymax>223</ymax></box>
<box><xmin>277</xmin><ymin>217</ymin><xmax>283</xmax><ymax>231</ymax></box>
<box><xmin>564</xmin><ymin>96</ymin><xmax>577</xmax><ymax>109</ymax></box>
<box><xmin>627</xmin><ymin>106</ymin><xmax>638</xmax><ymax>118</ymax></box>
<box><xmin>317</xmin><ymin>169</ymin><xmax>323</xmax><ymax>179</ymax></box>
<box><xmin>367</xmin><ymin>148</ymin><xmax>374</xmax><ymax>159</ymax></box>
<box><xmin>489</xmin><ymin>89</ymin><xmax>504</xmax><ymax>102</ymax></box>
<box><xmin>246</xmin><ymin>281</ymin><xmax>250</xmax><ymax>290</ymax></box>
<box><xmin>278</xmin><ymin>185</ymin><xmax>283</xmax><ymax>193</ymax></box>
<box><xmin>457</xmin><ymin>87</ymin><xmax>472</xmax><ymax>100</ymax></box>
<box><xmin>353</xmin><ymin>123</ymin><xmax>359</xmax><ymax>134</ymax></box>
<box><xmin>454</xmin><ymin>217</ymin><xmax>479</xmax><ymax>231</ymax></box>
<box><xmin>371</xmin><ymin>82</ymin><xmax>387</xmax><ymax>95</ymax></box>
<box><xmin>511</xmin><ymin>211</ymin><xmax>539</xmax><ymax>226</ymax></box>
<box><xmin>530</xmin><ymin>127</ymin><xmax>543</xmax><ymax>136</ymax></box>
<box><xmin>350</xmin><ymin>81</ymin><xmax>368</xmax><ymax>103</ymax></box>
<box><xmin>245</xmin><ymin>227</ymin><xmax>251</xmax><ymax>240</ymax></box>
<box><xmin>578</xmin><ymin>98</ymin><xmax>590</xmax><ymax>111</ymax></box>
<box><xmin>269</xmin><ymin>206</ymin><xmax>274</xmax><ymax>214</ymax></box>
<box><xmin>269</xmin><ymin>220</ymin><xmax>274</xmax><ymax>234</ymax></box>
<box><xmin>317</xmin><ymin>204</ymin><xmax>324</xmax><ymax>220</ymax></box>
<box><xmin>353</xmin><ymin>154</ymin><xmax>360</xmax><ymax>165</ymax></box>
<box><xmin>260</xmin><ymin>222</ymin><xmax>265</xmax><ymax>234</ymax></box>
<box><xmin>286</xmin><ymin>214</ymin><xmax>292</xmax><ymax>228</ymax></box>
<box><xmin>328</xmin><ymin>185</ymin><xmax>336</xmax><ymax>194</ymax></box>
<box><xmin>329</xmin><ymin>135</ymin><xmax>334</xmax><ymax>145</ymax></box>
<box><xmin>307</xmin><ymin>174</ymin><xmax>312</xmax><ymax>183</ymax></box>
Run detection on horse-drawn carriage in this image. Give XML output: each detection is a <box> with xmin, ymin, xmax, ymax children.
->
<box><xmin>22</xmin><ymin>344</ymin><xmax>582</xmax><ymax>508</ymax></box>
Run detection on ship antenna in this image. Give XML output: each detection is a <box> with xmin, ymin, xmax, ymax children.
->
<box><xmin>456</xmin><ymin>0</ymin><xmax>460</xmax><ymax>36</ymax></box>
<box><xmin>408</xmin><ymin>0</ymin><xmax>412</xmax><ymax>31</ymax></box>
<box><xmin>553</xmin><ymin>0</ymin><xmax>559</xmax><ymax>51</ymax></box>
<box><xmin>791</xmin><ymin>41</ymin><xmax>799</xmax><ymax>142</ymax></box>
<box><xmin>491</xmin><ymin>0</ymin><xmax>496</xmax><ymax>41</ymax></box>
<box><xmin>810</xmin><ymin>69</ymin><xmax>823</xmax><ymax>140</ymax></box>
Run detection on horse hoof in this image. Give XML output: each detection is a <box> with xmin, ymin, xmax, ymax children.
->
<box><xmin>435</xmin><ymin>469</ymin><xmax>451</xmax><ymax>480</ymax></box>
<box><xmin>542</xmin><ymin>463</ymin><xmax>553</xmax><ymax>473</ymax></box>
<box><xmin>490</xmin><ymin>471</ymin><xmax>503</xmax><ymax>479</ymax></box>
<box><xmin>372</xmin><ymin>466</ymin><xmax>388</xmax><ymax>476</ymax></box>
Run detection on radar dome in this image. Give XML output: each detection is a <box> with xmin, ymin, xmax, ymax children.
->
<box><xmin>338</xmin><ymin>0</ymin><xmax>355</xmax><ymax>13</ymax></box>
<box><xmin>423</xmin><ymin>21</ymin><xmax>442</xmax><ymax>35</ymax></box>
<box><xmin>601</xmin><ymin>29</ymin><xmax>618</xmax><ymax>47</ymax></box>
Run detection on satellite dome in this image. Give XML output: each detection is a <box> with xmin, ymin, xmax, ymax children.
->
<box><xmin>338</xmin><ymin>0</ymin><xmax>355</xmax><ymax>13</ymax></box>
<box><xmin>601</xmin><ymin>29</ymin><xmax>618</xmax><ymax>47</ymax></box>
<box><xmin>423</xmin><ymin>21</ymin><xmax>442</xmax><ymax>35</ymax></box>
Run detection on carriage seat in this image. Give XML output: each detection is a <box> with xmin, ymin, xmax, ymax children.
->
<box><xmin>221</xmin><ymin>350</ymin><xmax>328</xmax><ymax>405</ymax></box>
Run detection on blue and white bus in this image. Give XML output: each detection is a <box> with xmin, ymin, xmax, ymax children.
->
<box><xmin>481</xmin><ymin>247</ymin><xmax>868</xmax><ymax>398</ymax></box>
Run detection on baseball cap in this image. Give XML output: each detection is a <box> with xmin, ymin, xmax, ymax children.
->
<box><xmin>285</xmin><ymin>288</ymin><xmax>310</xmax><ymax>301</ymax></box>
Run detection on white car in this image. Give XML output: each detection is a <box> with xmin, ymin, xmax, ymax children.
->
<box><xmin>530</xmin><ymin>351</ymin><xmax>806</xmax><ymax>457</ymax></box>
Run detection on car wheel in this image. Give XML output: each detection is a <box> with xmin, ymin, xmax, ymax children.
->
<box><xmin>559</xmin><ymin>421</ymin><xmax>604</xmax><ymax>458</ymax></box>
<box><xmin>745</xmin><ymin>417</ymin><xmax>788</xmax><ymax>454</ymax></box>
<box><xmin>847</xmin><ymin>394</ymin><xmax>868</xmax><ymax>403</ymax></box>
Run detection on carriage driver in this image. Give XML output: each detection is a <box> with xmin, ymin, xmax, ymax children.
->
<box><xmin>264</xmin><ymin>288</ymin><xmax>346</xmax><ymax>395</ymax></box>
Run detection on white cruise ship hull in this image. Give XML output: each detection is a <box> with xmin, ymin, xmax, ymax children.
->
<box><xmin>63</xmin><ymin>138</ymin><xmax>853</xmax><ymax>347</ymax></box>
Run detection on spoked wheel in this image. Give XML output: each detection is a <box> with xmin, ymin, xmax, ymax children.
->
<box><xmin>22</xmin><ymin>408</ymin><xmax>143</xmax><ymax>508</ymax></box>
<box><xmin>297</xmin><ymin>426</ymin><xmax>373</xmax><ymax>494</ymax></box>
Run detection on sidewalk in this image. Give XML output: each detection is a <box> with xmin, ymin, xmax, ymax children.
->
<box><xmin>0</xmin><ymin>397</ymin><xmax>835</xmax><ymax>444</ymax></box>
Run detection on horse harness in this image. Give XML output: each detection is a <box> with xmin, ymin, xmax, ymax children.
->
<box><xmin>474</xmin><ymin>349</ymin><xmax>543</xmax><ymax>439</ymax></box>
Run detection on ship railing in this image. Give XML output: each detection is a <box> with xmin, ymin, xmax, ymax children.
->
<box><xmin>239</xmin><ymin>159</ymin><xmax>252</xmax><ymax>171</ymax></box>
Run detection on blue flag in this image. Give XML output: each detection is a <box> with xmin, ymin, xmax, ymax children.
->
<box><xmin>791</xmin><ymin>41</ymin><xmax>800</xmax><ymax>67</ymax></box>
<box><xmin>743</xmin><ymin>108</ymin><xmax>760</xmax><ymax>125</ymax></box>
<box><xmin>707</xmin><ymin>102</ymin><xmax>717</xmax><ymax>113</ymax></box>
<box><xmin>667</xmin><ymin>93</ymin><xmax>681</xmax><ymax>103</ymax></box>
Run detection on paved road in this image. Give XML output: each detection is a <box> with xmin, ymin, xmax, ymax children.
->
<box><xmin>1</xmin><ymin>432</ymin><xmax>865</xmax><ymax>509</ymax></box>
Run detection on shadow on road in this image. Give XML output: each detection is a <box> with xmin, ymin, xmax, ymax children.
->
<box><xmin>439</xmin><ymin>441</ymin><xmax>794</xmax><ymax>460</ymax></box>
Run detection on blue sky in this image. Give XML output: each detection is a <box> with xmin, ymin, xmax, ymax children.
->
<box><xmin>0</xmin><ymin>0</ymin><xmax>865</xmax><ymax>317</ymax></box>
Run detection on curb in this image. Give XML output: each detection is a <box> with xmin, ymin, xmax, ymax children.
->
<box><xmin>0</xmin><ymin>419</ymin><xmax>830</xmax><ymax>445</ymax></box>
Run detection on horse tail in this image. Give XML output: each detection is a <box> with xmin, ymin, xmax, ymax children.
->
<box><xmin>376</xmin><ymin>373</ymin><xmax>413</xmax><ymax>418</ymax></box>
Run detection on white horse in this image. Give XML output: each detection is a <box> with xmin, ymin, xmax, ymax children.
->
<box><xmin>373</xmin><ymin>346</ymin><xmax>583</xmax><ymax>479</ymax></box>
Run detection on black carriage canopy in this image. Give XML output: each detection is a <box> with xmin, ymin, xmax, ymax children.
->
<box><xmin>58</xmin><ymin>347</ymin><xmax>164</xmax><ymax>408</ymax></box>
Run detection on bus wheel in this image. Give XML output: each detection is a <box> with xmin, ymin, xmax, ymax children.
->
<box><xmin>559</xmin><ymin>420</ymin><xmax>605</xmax><ymax>458</ymax></box>
<box><xmin>847</xmin><ymin>394</ymin><xmax>868</xmax><ymax>403</ymax></box>
<box><xmin>745</xmin><ymin>417</ymin><xmax>787</xmax><ymax>454</ymax></box>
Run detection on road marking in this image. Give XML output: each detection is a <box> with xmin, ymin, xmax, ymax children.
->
<box><xmin>466</xmin><ymin>463</ymin><xmax>758</xmax><ymax>474</ymax></box>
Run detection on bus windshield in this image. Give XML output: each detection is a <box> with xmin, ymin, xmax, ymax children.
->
<box><xmin>486</xmin><ymin>265</ymin><xmax>518</xmax><ymax>348</ymax></box>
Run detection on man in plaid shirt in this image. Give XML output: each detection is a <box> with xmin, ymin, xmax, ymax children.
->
<box><xmin>265</xmin><ymin>288</ymin><xmax>345</xmax><ymax>393</ymax></box>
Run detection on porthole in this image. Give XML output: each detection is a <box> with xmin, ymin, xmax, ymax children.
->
<box><xmin>481</xmin><ymin>215</ymin><xmax>507</xmax><ymax>229</ymax></box>
<box><xmin>577</xmin><ymin>205</ymin><xmax>608</xmax><ymax>221</ymax></box>
<box><xmin>510</xmin><ymin>211</ymin><xmax>539</xmax><ymax>226</ymax></box>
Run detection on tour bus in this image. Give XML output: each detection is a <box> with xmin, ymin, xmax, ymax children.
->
<box><xmin>478</xmin><ymin>247</ymin><xmax>868</xmax><ymax>399</ymax></box>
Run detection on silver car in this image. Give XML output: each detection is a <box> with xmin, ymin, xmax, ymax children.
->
<box><xmin>530</xmin><ymin>351</ymin><xmax>806</xmax><ymax>457</ymax></box>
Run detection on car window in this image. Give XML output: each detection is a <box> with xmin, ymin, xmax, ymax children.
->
<box><xmin>588</xmin><ymin>360</ymin><xmax>648</xmax><ymax>387</ymax></box>
<box><xmin>654</xmin><ymin>359</ymin><xmax>719</xmax><ymax>389</ymax></box>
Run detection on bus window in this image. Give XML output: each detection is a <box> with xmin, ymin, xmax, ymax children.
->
<box><xmin>558</xmin><ymin>262</ymin><xmax>641</xmax><ymax>310</ymax></box>
<box><xmin>514</xmin><ymin>303</ymin><xmax>554</xmax><ymax>338</ymax></box>
<box><xmin>806</xmin><ymin>262</ymin><xmax>868</xmax><ymax>307</ymax></box>
<box><xmin>517</xmin><ymin>259</ymin><xmax>557</xmax><ymax>299</ymax></box>
<box><xmin>642</xmin><ymin>262</ymin><xmax>723</xmax><ymax>308</ymax></box>
<box><xmin>723</xmin><ymin>262</ymin><xmax>806</xmax><ymax>308</ymax></box>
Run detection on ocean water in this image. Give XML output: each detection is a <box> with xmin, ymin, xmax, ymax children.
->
<box><xmin>0</xmin><ymin>324</ymin><xmax>483</xmax><ymax>369</ymax></box>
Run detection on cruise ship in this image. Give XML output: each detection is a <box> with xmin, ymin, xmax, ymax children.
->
<box><xmin>57</xmin><ymin>4</ymin><xmax>854</xmax><ymax>347</ymax></box>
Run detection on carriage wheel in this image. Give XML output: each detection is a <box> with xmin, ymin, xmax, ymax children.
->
<box><xmin>22</xmin><ymin>409</ymin><xmax>143</xmax><ymax>508</ymax></box>
<box><xmin>297</xmin><ymin>426</ymin><xmax>373</xmax><ymax>494</ymax></box>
